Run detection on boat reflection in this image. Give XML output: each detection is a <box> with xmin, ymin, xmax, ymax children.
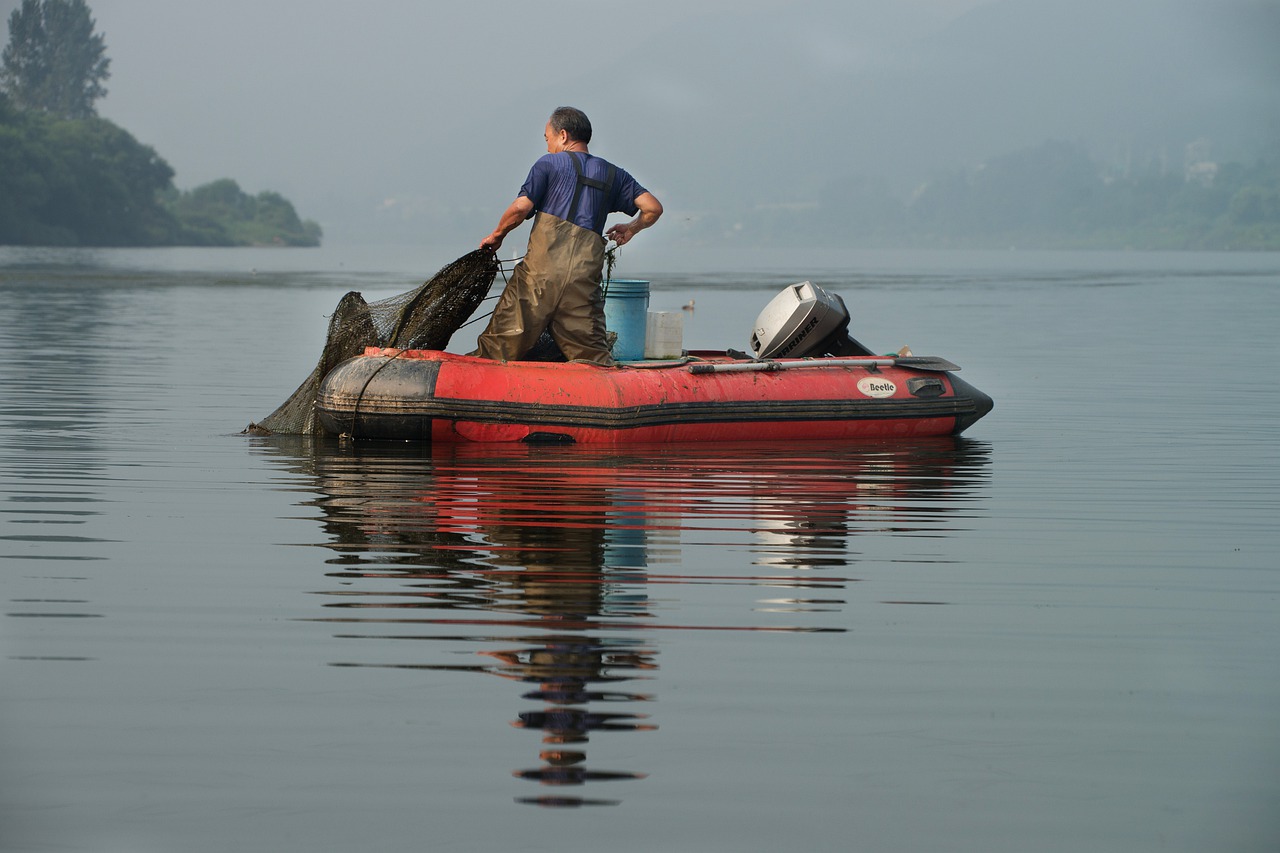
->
<box><xmin>256</xmin><ymin>438</ymin><xmax>991</xmax><ymax>807</ymax></box>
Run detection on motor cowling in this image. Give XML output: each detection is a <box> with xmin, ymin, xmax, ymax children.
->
<box><xmin>749</xmin><ymin>281</ymin><xmax>874</xmax><ymax>359</ymax></box>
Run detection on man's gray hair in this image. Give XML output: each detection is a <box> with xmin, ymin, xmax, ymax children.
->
<box><xmin>550</xmin><ymin>107</ymin><xmax>592</xmax><ymax>144</ymax></box>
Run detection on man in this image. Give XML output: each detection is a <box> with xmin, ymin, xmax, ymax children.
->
<box><xmin>474</xmin><ymin>107</ymin><xmax>663</xmax><ymax>365</ymax></box>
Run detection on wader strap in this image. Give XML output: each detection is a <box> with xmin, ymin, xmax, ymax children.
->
<box><xmin>567</xmin><ymin>152</ymin><xmax>617</xmax><ymax>234</ymax></box>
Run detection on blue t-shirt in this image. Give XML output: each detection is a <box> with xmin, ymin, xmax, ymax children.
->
<box><xmin>518</xmin><ymin>152</ymin><xmax>647</xmax><ymax>234</ymax></box>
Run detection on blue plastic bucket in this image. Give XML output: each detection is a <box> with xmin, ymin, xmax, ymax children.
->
<box><xmin>603</xmin><ymin>279</ymin><xmax>650</xmax><ymax>361</ymax></box>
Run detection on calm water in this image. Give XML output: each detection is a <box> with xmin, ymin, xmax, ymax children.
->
<box><xmin>2</xmin><ymin>246</ymin><xmax>1278</xmax><ymax>852</ymax></box>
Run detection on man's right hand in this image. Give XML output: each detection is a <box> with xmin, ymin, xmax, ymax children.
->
<box><xmin>482</xmin><ymin>197</ymin><xmax>535</xmax><ymax>252</ymax></box>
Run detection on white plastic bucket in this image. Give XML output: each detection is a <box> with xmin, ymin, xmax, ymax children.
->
<box><xmin>645</xmin><ymin>312</ymin><xmax>684</xmax><ymax>359</ymax></box>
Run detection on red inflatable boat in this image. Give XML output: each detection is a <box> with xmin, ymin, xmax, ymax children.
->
<box><xmin>313</xmin><ymin>282</ymin><xmax>993</xmax><ymax>445</ymax></box>
<box><xmin>314</xmin><ymin>348</ymin><xmax>989</xmax><ymax>444</ymax></box>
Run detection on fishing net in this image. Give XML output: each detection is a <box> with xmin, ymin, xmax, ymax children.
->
<box><xmin>247</xmin><ymin>249</ymin><xmax>500</xmax><ymax>436</ymax></box>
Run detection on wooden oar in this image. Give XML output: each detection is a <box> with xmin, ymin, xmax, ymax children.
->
<box><xmin>688</xmin><ymin>355</ymin><xmax>959</xmax><ymax>375</ymax></box>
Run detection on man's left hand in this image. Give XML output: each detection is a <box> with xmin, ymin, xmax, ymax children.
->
<box><xmin>606</xmin><ymin>223</ymin><xmax>635</xmax><ymax>246</ymax></box>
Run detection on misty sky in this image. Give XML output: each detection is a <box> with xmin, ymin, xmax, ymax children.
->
<box><xmin>4</xmin><ymin>0</ymin><xmax>1277</xmax><ymax>247</ymax></box>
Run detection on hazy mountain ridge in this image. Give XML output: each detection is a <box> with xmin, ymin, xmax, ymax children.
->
<box><xmin>650</xmin><ymin>0</ymin><xmax>1280</xmax><ymax>207</ymax></box>
<box><xmin>297</xmin><ymin>0</ymin><xmax>1280</xmax><ymax>246</ymax></box>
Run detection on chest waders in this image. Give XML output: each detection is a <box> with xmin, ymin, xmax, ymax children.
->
<box><xmin>472</xmin><ymin>153</ymin><xmax>618</xmax><ymax>365</ymax></box>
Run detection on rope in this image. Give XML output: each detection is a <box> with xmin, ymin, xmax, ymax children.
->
<box><xmin>346</xmin><ymin>347</ymin><xmax>408</xmax><ymax>439</ymax></box>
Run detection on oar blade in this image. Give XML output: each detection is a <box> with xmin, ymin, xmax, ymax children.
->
<box><xmin>895</xmin><ymin>356</ymin><xmax>960</xmax><ymax>372</ymax></box>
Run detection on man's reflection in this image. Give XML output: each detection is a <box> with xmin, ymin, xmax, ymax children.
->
<box><xmin>464</xmin><ymin>471</ymin><xmax>658</xmax><ymax>807</ymax></box>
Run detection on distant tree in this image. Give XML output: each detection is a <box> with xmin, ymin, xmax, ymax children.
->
<box><xmin>0</xmin><ymin>92</ymin><xmax>60</xmax><ymax>242</ymax></box>
<box><xmin>41</xmin><ymin>116</ymin><xmax>178</xmax><ymax>244</ymax></box>
<box><xmin>165</xmin><ymin>179</ymin><xmax>323</xmax><ymax>247</ymax></box>
<box><xmin>1</xmin><ymin>0</ymin><xmax>109</xmax><ymax>119</ymax></box>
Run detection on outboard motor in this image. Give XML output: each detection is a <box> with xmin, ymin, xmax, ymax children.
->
<box><xmin>749</xmin><ymin>281</ymin><xmax>875</xmax><ymax>359</ymax></box>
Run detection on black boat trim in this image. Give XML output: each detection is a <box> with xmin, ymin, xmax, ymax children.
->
<box><xmin>317</xmin><ymin>393</ymin><xmax>981</xmax><ymax>431</ymax></box>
